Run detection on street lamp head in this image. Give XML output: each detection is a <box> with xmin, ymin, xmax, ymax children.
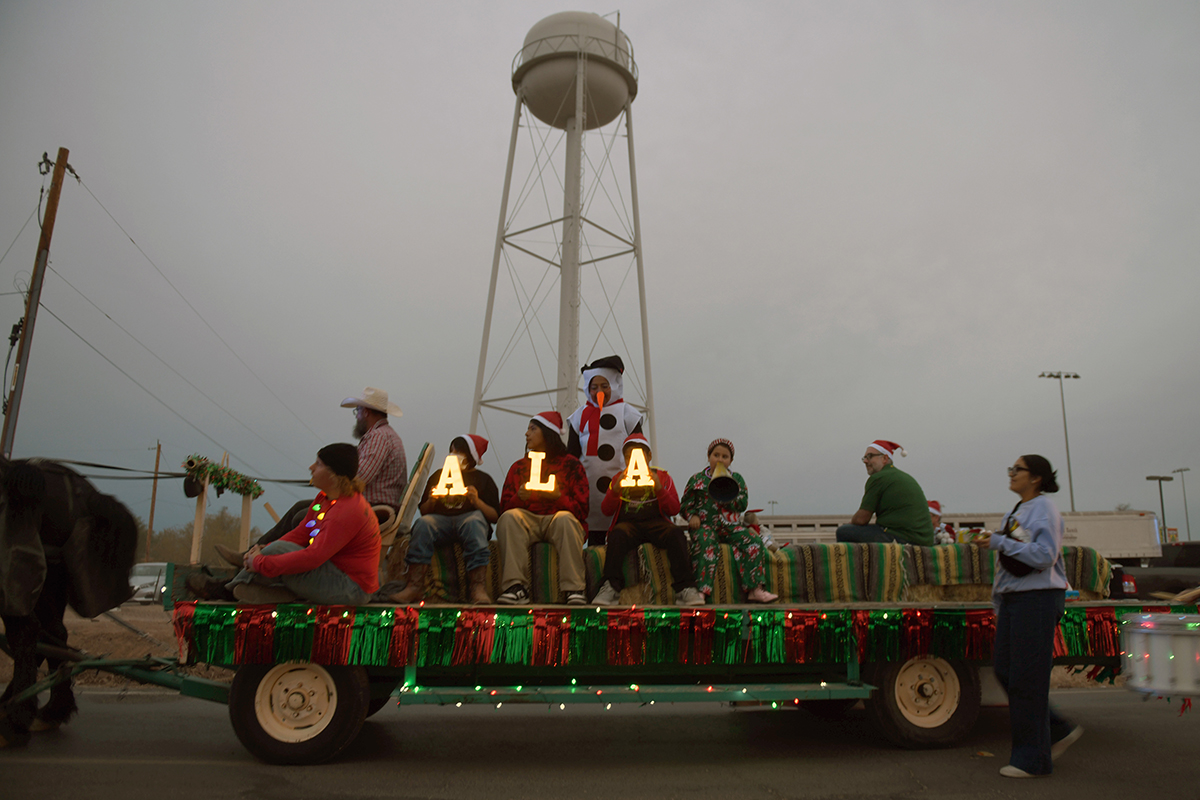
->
<box><xmin>1173</xmin><ymin>467</ymin><xmax>1191</xmax><ymax>474</ymax></box>
<box><xmin>1038</xmin><ymin>371</ymin><xmax>1080</xmax><ymax>379</ymax></box>
<box><xmin>1146</xmin><ymin>476</ymin><xmax>1174</xmax><ymax>482</ymax></box>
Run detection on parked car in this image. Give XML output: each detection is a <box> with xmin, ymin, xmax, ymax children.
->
<box><xmin>128</xmin><ymin>562</ymin><xmax>168</xmax><ymax>605</ymax></box>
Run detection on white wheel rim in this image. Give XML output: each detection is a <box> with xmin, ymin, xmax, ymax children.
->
<box><xmin>892</xmin><ymin>657</ymin><xmax>961</xmax><ymax>729</ymax></box>
<box><xmin>253</xmin><ymin>663</ymin><xmax>337</xmax><ymax>743</ymax></box>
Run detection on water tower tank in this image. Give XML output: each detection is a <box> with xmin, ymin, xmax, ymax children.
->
<box><xmin>512</xmin><ymin>11</ymin><xmax>638</xmax><ymax>130</ymax></box>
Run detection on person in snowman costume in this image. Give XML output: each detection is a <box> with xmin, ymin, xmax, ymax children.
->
<box><xmin>567</xmin><ymin>355</ymin><xmax>645</xmax><ymax>546</ymax></box>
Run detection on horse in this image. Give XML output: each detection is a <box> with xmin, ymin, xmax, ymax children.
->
<box><xmin>0</xmin><ymin>457</ymin><xmax>138</xmax><ymax>747</ymax></box>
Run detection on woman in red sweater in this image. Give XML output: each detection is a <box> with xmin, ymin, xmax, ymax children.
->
<box><xmin>225</xmin><ymin>443</ymin><xmax>381</xmax><ymax>604</ymax></box>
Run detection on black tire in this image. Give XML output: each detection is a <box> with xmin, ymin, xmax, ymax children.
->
<box><xmin>801</xmin><ymin>698</ymin><xmax>859</xmax><ymax>720</ymax></box>
<box><xmin>228</xmin><ymin>663</ymin><xmax>369</xmax><ymax>765</ymax></box>
<box><xmin>864</xmin><ymin>657</ymin><xmax>980</xmax><ymax>749</ymax></box>
<box><xmin>366</xmin><ymin>695</ymin><xmax>392</xmax><ymax>718</ymax></box>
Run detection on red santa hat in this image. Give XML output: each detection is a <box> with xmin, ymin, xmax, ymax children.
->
<box><xmin>928</xmin><ymin>500</ymin><xmax>942</xmax><ymax>516</ymax></box>
<box><xmin>866</xmin><ymin>439</ymin><xmax>906</xmax><ymax>459</ymax></box>
<box><xmin>531</xmin><ymin>411</ymin><xmax>563</xmax><ymax>435</ymax></box>
<box><xmin>461</xmin><ymin>434</ymin><xmax>488</xmax><ymax>465</ymax></box>
<box><xmin>621</xmin><ymin>432</ymin><xmax>651</xmax><ymax>457</ymax></box>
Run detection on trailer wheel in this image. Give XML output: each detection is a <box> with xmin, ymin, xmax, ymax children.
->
<box><xmin>366</xmin><ymin>696</ymin><xmax>392</xmax><ymax>718</ymax></box>
<box><xmin>864</xmin><ymin>657</ymin><xmax>979</xmax><ymax>748</ymax></box>
<box><xmin>228</xmin><ymin>662</ymin><xmax>369</xmax><ymax>765</ymax></box>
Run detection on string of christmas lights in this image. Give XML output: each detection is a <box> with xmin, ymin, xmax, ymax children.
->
<box><xmin>172</xmin><ymin>602</ymin><xmax>1195</xmax><ymax>669</ymax></box>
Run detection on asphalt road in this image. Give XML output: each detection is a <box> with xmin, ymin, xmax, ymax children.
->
<box><xmin>1</xmin><ymin>688</ymin><xmax>1196</xmax><ymax>799</ymax></box>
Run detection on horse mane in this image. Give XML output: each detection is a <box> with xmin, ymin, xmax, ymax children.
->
<box><xmin>85</xmin><ymin>492</ymin><xmax>139</xmax><ymax>570</ymax></box>
<box><xmin>2</xmin><ymin>460</ymin><xmax>46</xmax><ymax>512</ymax></box>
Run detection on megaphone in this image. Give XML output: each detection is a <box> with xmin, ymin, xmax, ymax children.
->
<box><xmin>708</xmin><ymin>463</ymin><xmax>739</xmax><ymax>504</ymax></box>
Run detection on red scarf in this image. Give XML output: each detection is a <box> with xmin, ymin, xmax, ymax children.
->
<box><xmin>579</xmin><ymin>398</ymin><xmax>625</xmax><ymax>456</ymax></box>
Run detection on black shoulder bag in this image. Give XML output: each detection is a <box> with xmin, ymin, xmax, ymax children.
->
<box><xmin>998</xmin><ymin>499</ymin><xmax>1037</xmax><ymax>577</ymax></box>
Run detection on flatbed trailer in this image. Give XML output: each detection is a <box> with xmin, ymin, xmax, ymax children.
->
<box><xmin>159</xmin><ymin>561</ymin><xmax>1194</xmax><ymax>764</ymax></box>
<box><xmin>8</xmin><ymin>564</ymin><xmax>1188</xmax><ymax>765</ymax></box>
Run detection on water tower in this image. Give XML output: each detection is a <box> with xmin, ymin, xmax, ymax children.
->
<box><xmin>470</xmin><ymin>11</ymin><xmax>657</xmax><ymax>456</ymax></box>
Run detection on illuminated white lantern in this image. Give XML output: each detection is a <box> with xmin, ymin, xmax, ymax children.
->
<box><xmin>525</xmin><ymin>452</ymin><xmax>557</xmax><ymax>493</ymax></box>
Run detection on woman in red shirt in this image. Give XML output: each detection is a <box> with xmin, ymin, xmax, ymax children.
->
<box><xmin>225</xmin><ymin>443</ymin><xmax>381</xmax><ymax>604</ymax></box>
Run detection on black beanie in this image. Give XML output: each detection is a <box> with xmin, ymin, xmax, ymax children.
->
<box><xmin>318</xmin><ymin>443</ymin><xmax>359</xmax><ymax>479</ymax></box>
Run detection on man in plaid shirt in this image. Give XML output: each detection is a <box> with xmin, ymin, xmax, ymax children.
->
<box><xmin>218</xmin><ymin>387</ymin><xmax>408</xmax><ymax>560</ymax></box>
<box><xmin>343</xmin><ymin>387</ymin><xmax>408</xmax><ymax>509</ymax></box>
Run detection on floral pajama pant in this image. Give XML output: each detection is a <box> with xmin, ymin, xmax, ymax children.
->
<box><xmin>689</xmin><ymin>520</ymin><xmax>767</xmax><ymax>596</ymax></box>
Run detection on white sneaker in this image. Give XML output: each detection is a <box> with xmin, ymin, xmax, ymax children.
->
<box><xmin>747</xmin><ymin>586</ymin><xmax>779</xmax><ymax>603</ymax></box>
<box><xmin>999</xmin><ymin>765</ymin><xmax>1043</xmax><ymax>778</ymax></box>
<box><xmin>675</xmin><ymin>587</ymin><xmax>706</xmax><ymax>606</ymax></box>
<box><xmin>496</xmin><ymin>584</ymin><xmax>530</xmax><ymax>605</ymax></box>
<box><xmin>1051</xmin><ymin>726</ymin><xmax>1083</xmax><ymax>761</ymax></box>
<box><xmin>592</xmin><ymin>581</ymin><xmax>619</xmax><ymax>606</ymax></box>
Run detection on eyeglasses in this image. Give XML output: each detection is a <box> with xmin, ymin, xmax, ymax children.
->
<box><xmin>1007</xmin><ymin>466</ymin><xmax>1030</xmax><ymax>476</ymax></box>
<box><xmin>862</xmin><ymin>453</ymin><xmax>885</xmax><ymax>461</ymax></box>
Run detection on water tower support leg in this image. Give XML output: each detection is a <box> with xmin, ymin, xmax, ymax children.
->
<box><xmin>625</xmin><ymin>101</ymin><xmax>656</xmax><ymax>456</ymax></box>
<box><xmin>555</xmin><ymin>53</ymin><xmax>586</xmax><ymax>420</ymax></box>
<box><xmin>472</xmin><ymin>92</ymin><xmax>525</xmax><ymax>435</ymax></box>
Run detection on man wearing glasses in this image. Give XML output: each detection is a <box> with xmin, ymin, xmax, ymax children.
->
<box><xmin>835</xmin><ymin>439</ymin><xmax>935</xmax><ymax>546</ymax></box>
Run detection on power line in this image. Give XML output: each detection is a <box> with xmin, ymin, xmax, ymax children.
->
<box><xmin>71</xmin><ymin>175</ymin><xmax>323</xmax><ymax>443</ymax></box>
<box><xmin>37</xmin><ymin>301</ymin><xmax>271</xmax><ymax>477</ymax></box>
<box><xmin>45</xmin><ymin>264</ymin><xmax>306</xmax><ymax>468</ymax></box>
<box><xmin>0</xmin><ymin>203</ymin><xmax>39</xmax><ymax>270</ymax></box>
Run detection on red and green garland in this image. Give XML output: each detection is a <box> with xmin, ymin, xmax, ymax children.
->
<box><xmin>182</xmin><ymin>455</ymin><xmax>265</xmax><ymax>499</ymax></box>
<box><xmin>172</xmin><ymin>602</ymin><xmax>1195</xmax><ymax>670</ymax></box>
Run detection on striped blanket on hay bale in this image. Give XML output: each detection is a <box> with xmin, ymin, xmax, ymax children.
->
<box><xmin>406</xmin><ymin>539</ymin><xmax>1111</xmax><ymax>605</ymax></box>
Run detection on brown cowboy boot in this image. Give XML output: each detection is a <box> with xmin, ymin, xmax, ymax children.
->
<box><xmin>467</xmin><ymin>566</ymin><xmax>490</xmax><ymax>604</ymax></box>
<box><xmin>390</xmin><ymin>563</ymin><xmax>429</xmax><ymax>604</ymax></box>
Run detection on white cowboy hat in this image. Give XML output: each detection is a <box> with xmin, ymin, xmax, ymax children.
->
<box><xmin>340</xmin><ymin>387</ymin><xmax>402</xmax><ymax>416</ymax></box>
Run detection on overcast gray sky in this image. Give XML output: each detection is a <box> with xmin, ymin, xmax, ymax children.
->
<box><xmin>1</xmin><ymin>1</ymin><xmax>1197</xmax><ymax>539</ymax></box>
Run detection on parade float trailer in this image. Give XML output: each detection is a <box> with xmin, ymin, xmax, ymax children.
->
<box><xmin>160</xmin><ymin>529</ymin><xmax>1192</xmax><ymax>765</ymax></box>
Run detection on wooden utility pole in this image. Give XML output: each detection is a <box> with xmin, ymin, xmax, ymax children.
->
<box><xmin>1</xmin><ymin>147</ymin><xmax>69</xmax><ymax>457</ymax></box>
<box><xmin>189</xmin><ymin>476</ymin><xmax>209</xmax><ymax>564</ymax></box>
<box><xmin>146</xmin><ymin>440</ymin><xmax>161</xmax><ymax>562</ymax></box>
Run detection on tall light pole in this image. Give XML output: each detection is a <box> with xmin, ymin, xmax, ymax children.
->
<box><xmin>1146</xmin><ymin>475</ymin><xmax>1174</xmax><ymax>543</ymax></box>
<box><xmin>1172</xmin><ymin>467</ymin><xmax>1191</xmax><ymax>541</ymax></box>
<box><xmin>1038</xmin><ymin>372</ymin><xmax>1080</xmax><ymax>511</ymax></box>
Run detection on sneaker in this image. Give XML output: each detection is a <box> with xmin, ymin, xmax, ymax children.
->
<box><xmin>214</xmin><ymin>543</ymin><xmax>246</xmax><ymax>568</ymax></box>
<box><xmin>566</xmin><ymin>591</ymin><xmax>587</xmax><ymax>605</ymax></box>
<box><xmin>496</xmin><ymin>584</ymin><xmax>530</xmax><ymax>605</ymax></box>
<box><xmin>592</xmin><ymin>581</ymin><xmax>619</xmax><ymax>606</ymax></box>
<box><xmin>999</xmin><ymin>765</ymin><xmax>1043</xmax><ymax>779</ymax></box>
<box><xmin>746</xmin><ymin>586</ymin><xmax>779</xmax><ymax>604</ymax></box>
<box><xmin>675</xmin><ymin>587</ymin><xmax>706</xmax><ymax>606</ymax></box>
<box><xmin>1051</xmin><ymin>725</ymin><xmax>1083</xmax><ymax>761</ymax></box>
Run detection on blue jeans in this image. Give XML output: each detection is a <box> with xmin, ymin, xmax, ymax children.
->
<box><xmin>835</xmin><ymin>523</ymin><xmax>900</xmax><ymax>543</ymax></box>
<box><xmin>993</xmin><ymin>589</ymin><xmax>1074</xmax><ymax>775</ymax></box>
<box><xmin>226</xmin><ymin>540</ymin><xmax>372</xmax><ymax>605</ymax></box>
<box><xmin>406</xmin><ymin>510</ymin><xmax>491</xmax><ymax>571</ymax></box>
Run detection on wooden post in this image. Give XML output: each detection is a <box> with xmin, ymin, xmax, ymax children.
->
<box><xmin>146</xmin><ymin>440</ymin><xmax>161</xmax><ymax>562</ymax></box>
<box><xmin>263</xmin><ymin>502</ymin><xmax>281</xmax><ymax>524</ymax></box>
<box><xmin>189</xmin><ymin>477</ymin><xmax>208</xmax><ymax>564</ymax></box>
<box><xmin>1</xmin><ymin>147</ymin><xmax>69</xmax><ymax>457</ymax></box>
<box><xmin>239</xmin><ymin>494</ymin><xmax>253</xmax><ymax>550</ymax></box>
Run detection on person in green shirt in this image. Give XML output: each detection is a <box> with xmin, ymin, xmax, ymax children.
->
<box><xmin>836</xmin><ymin>439</ymin><xmax>935</xmax><ymax>546</ymax></box>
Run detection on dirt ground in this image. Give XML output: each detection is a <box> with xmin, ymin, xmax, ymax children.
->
<box><xmin>0</xmin><ymin>602</ymin><xmax>233</xmax><ymax>688</ymax></box>
<box><xmin>1</xmin><ymin>603</ymin><xmax>1122</xmax><ymax>690</ymax></box>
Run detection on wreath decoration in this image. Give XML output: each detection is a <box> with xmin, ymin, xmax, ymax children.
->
<box><xmin>182</xmin><ymin>454</ymin><xmax>265</xmax><ymax>499</ymax></box>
